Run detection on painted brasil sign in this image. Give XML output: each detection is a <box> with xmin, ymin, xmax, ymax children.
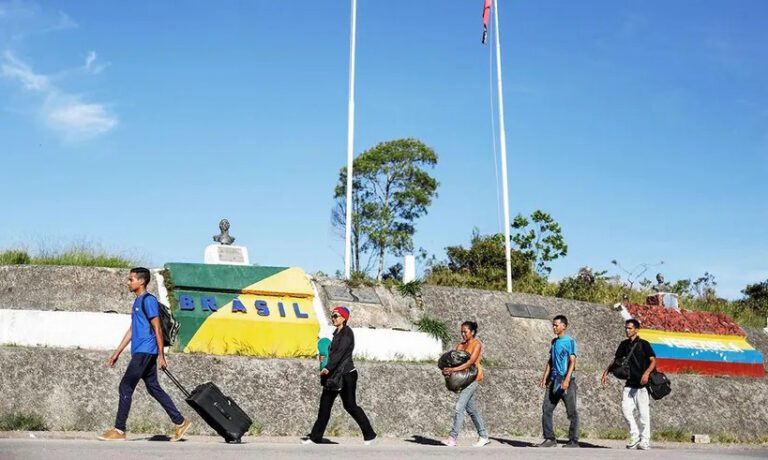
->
<box><xmin>165</xmin><ymin>263</ymin><xmax>319</xmax><ymax>357</ymax></box>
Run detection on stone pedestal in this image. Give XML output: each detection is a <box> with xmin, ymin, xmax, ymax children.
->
<box><xmin>204</xmin><ymin>244</ymin><xmax>250</xmax><ymax>265</ymax></box>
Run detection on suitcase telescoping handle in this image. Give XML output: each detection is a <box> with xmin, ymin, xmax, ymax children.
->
<box><xmin>162</xmin><ymin>368</ymin><xmax>191</xmax><ymax>398</ymax></box>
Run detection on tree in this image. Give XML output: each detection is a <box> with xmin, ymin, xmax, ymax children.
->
<box><xmin>333</xmin><ymin>138</ymin><xmax>439</xmax><ymax>280</ymax></box>
<box><xmin>425</xmin><ymin>229</ymin><xmax>535</xmax><ymax>291</ymax></box>
<box><xmin>511</xmin><ymin>210</ymin><xmax>568</xmax><ymax>276</ymax></box>
<box><xmin>738</xmin><ymin>279</ymin><xmax>768</xmax><ymax>319</ymax></box>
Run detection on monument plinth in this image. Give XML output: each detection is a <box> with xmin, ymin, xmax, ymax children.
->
<box><xmin>205</xmin><ymin>218</ymin><xmax>250</xmax><ymax>265</ymax></box>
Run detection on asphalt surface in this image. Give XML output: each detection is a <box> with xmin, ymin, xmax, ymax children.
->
<box><xmin>1</xmin><ymin>433</ymin><xmax>767</xmax><ymax>460</ymax></box>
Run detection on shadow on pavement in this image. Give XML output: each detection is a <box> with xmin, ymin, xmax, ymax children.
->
<box><xmin>405</xmin><ymin>435</ymin><xmax>444</xmax><ymax>446</ymax></box>
<box><xmin>300</xmin><ymin>437</ymin><xmax>338</xmax><ymax>445</ymax></box>
<box><xmin>490</xmin><ymin>437</ymin><xmax>535</xmax><ymax>447</ymax></box>
<box><xmin>490</xmin><ymin>437</ymin><xmax>609</xmax><ymax>449</ymax></box>
<box><xmin>141</xmin><ymin>435</ymin><xmax>171</xmax><ymax>442</ymax></box>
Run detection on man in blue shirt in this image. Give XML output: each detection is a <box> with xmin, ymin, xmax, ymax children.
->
<box><xmin>98</xmin><ymin>267</ymin><xmax>190</xmax><ymax>441</ymax></box>
<box><xmin>537</xmin><ymin>315</ymin><xmax>580</xmax><ymax>448</ymax></box>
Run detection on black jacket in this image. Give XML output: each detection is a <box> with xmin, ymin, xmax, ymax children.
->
<box><xmin>324</xmin><ymin>325</ymin><xmax>355</xmax><ymax>377</ymax></box>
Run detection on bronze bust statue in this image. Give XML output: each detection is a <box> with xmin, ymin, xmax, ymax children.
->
<box><xmin>213</xmin><ymin>219</ymin><xmax>235</xmax><ymax>245</ymax></box>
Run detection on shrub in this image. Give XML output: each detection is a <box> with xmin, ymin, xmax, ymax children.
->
<box><xmin>416</xmin><ymin>315</ymin><xmax>450</xmax><ymax>347</ymax></box>
<box><xmin>0</xmin><ymin>250</ymin><xmax>31</xmax><ymax>265</ymax></box>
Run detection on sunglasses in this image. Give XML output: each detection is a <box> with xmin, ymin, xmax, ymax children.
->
<box><xmin>331</xmin><ymin>314</ymin><xmax>341</xmax><ymax>319</ymax></box>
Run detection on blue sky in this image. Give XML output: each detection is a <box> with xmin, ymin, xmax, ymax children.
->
<box><xmin>1</xmin><ymin>1</ymin><xmax>766</xmax><ymax>299</ymax></box>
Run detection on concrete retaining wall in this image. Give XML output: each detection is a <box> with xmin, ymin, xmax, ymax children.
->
<box><xmin>1</xmin><ymin>266</ymin><xmax>767</xmax><ymax>439</ymax></box>
<box><xmin>1</xmin><ymin>346</ymin><xmax>768</xmax><ymax>440</ymax></box>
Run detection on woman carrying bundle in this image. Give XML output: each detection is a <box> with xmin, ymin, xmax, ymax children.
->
<box><xmin>441</xmin><ymin>321</ymin><xmax>489</xmax><ymax>447</ymax></box>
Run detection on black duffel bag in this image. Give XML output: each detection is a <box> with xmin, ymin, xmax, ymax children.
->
<box><xmin>610</xmin><ymin>341</ymin><xmax>639</xmax><ymax>380</ymax></box>
<box><xmin>647</xmin><ymin>371</ymin><xmax>671</xmax><ymax>400</ymax></box>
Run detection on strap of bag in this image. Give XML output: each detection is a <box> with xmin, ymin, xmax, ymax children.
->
<box><xmin>162</xmin><ymin>368</ymin><xmax>191</xmax><ymax>398</ymax></box>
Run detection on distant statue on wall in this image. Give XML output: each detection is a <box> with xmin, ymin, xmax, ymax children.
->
<box><xmin>213</xmin><ymin>219</ymin><xmax>236</xmax><ymax>245</ymax></box>
<box><xmin>653</xmin><ymin>273</ymin><xmax>670</xmax><ymax>292</ymax></box>
<box><xmin>578</xmin><ymin>266</ymin><xmax>595</xmax><ymax>285</ymax></box>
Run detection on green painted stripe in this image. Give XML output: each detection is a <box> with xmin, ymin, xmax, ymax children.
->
<box><xmin>172</xmin><ymin>290</ymin><xmax>240</xmax><ymax>351</ymax></box>
<box><xmin>165</xmin><ymin>263</ymin><xmax>287</xmax><ymax>292</ymax></box>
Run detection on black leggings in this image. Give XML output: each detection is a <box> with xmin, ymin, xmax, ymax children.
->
<box><xmin>309</xmin><ymin>370</ymin><xmax>376</xmax><ymax>442</ymax></box>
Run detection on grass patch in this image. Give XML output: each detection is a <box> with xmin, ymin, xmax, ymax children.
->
<box><xmin>249</xmin><ymin>420</ymin><xmax>264</xmax><ymax>437</ymax></box>
<box><xmin>0</xmin><ymin>245</ymin><xmax>136</xmax><ymax>268</ymax></box>
<box><xmin>0</xmin><ymin>250</ymin><xmax>31</xmax><ymax>265</ymax></box>
<box><xmin>415</xmin><ymin>315</ymin><xmax>450</xmax><ymax>347</ymax></box>
<box><xmin>652</xmin><ymin>427</ymin><xmax>691</xmax><ymax>442</ymax></box>
<box><xmin>590</xmin><ymin>428</ymin><xmax>627</xmax><ymax>440</ymax></box>
<box><xmin>127</xmin><ymin>419</ymin><xmax>164</xmax><ymax>434</ymax></box>
<box><xmin>0</xmin><ymin>412</ymin><xmax>48</xmax><ymax>431</ymax></box>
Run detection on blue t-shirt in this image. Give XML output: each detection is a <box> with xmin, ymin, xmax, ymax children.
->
<box><xmin>549</xmin><ymin>335</ymin><xmax>577</xmax><ymax>380</ymax></box>
<box><xmin>131</xmin><ymin>293</ymin><xmax>159</xmax><ymax>355</ymax></box>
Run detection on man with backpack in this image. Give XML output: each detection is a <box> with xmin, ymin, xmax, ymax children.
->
<box><xmin>601</xmin><ymin>319</ymin><xmax>656</xmax><ymax>450</ymax></box>
<box><xmin>98</xmin><ymin>267</ymin><xmax>191</xmax><ymax>441</ymax></box>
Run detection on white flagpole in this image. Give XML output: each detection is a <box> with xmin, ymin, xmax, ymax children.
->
<box><xmin>344</xmin><ymin>0</ymin><xmax>358</xmax><ymax>279</ymax></box>
<box><xmin>493</xmin><ymin>0</ymin><xmax>513</xmax><ymax>292</ymax></box>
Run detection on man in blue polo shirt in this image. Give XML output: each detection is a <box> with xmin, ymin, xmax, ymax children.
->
<box><xmin>98</xmin><ymin>267</ymin><xmax>191</xmax><ymax>441</ymax></box>
<box><xmin>537</xmin><ymin>315</ymin><xmax>580</xmax><ymax>448</ymax></box>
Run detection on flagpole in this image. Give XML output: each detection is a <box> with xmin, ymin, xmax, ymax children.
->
<box><xmin>492</xmin><ymin>0</ymin><xmax>513</xmax><ymax>293</ymax></box>
<box><xmin>344</xmin><ymin>0</ymin><xmax>357</xmax><ymax>280</ymax></box>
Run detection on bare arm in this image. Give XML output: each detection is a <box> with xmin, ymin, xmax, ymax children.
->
<box><xmin>539</xmin><ymin>361</ymin><xmax>551</xmax><ymax>389</ymax></box>
<box><xmin>601</xmin><ymin>361</ymin><xmax>614</xmax><ymax>386</ymax></box>
<box><xmin>640</xmin><ymin>356</ymin><xmax>656</xmax><ymax>385</ymax></box>
<box><xmin>451</xmin><ymin>343</ymin><xmax>482</xmax><ymax>372</ymax></box>
<box><xmin>561</xmin><ymin>355</ymin><xmax>576</xmax><ymax>390</ymax></box>
<box><xmin>107</xmin><ymin>327</ymin><xmax>132</xmax><ymax>368</ymax></box>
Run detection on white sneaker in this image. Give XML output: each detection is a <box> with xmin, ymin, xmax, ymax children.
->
<box><xmin>473</xmin><ymin>437</ymin><xmax>490</xmax><ymax>447</ymax></box>
<box><xmin>363</xmin><ymin>437</ymin><xmax>376</xmax><ymax>446</ymax></box>
<box><xmin>626</xmin><ymin>439</ymin><xmax>640</xmax><ymax>449</ymax></box>
<box><xmin>301</xmin><ymin>438</ymin><xmax>316</xmax><ymax>445</ymax></box>
<box><xmin>638</xmin><ymin>441</ymin><xmax>651</xmax><ymax>450</ymax></box>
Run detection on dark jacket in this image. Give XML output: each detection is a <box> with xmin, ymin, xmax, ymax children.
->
<box><xmin>324</xmin><ymin>325</ymin><xmax>355</xmax><ymax>377</ymax></box>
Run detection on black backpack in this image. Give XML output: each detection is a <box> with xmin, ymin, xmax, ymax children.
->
<box><xmin>141</xmin><ymin>293</ymin><xmax>179</xmax><ymax>347</ymax></box>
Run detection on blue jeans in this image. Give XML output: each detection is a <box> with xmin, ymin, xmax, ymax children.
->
<box><xmin>450</xmin><ymin>380</ymin><xmax>488</xmax><ymax>439</ymax></box>
<box><xmin>115</xmin><ymin>353</ymin><xmax>184</xmax><ymax>431</ymax></box>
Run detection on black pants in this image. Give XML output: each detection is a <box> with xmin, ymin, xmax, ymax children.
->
<box><xmin>115</xmin><ymin>353</ymin><xmax>184</xmax><ymax>431</ymax></box>
<box><xmin>309</xmin><ymin>370</ymin><xmax>376</xmax><ymax>442</ymax></box>
<box><xmin>542</xmin><ymin>378</ymin><xmax>579</xmax><ymax>441</ymax></box>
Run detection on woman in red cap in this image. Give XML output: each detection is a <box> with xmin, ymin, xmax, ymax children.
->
<box><xmin>303</xmin><ymin>306</ymin><xmax>377</xmax><ymax>445</ymax></box>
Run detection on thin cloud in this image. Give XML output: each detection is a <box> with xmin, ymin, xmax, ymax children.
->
<box><xmin>1</xmin><ymin>51</ymin><xmax>118</xmax><ymax>140</ymax></box>
<box><xmin>84</xmin><ymin>50</ymin><xmax>109</xmax><ymax>74</ymax></box>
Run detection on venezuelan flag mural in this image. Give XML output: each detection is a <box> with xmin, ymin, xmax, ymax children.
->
<box><xmin>165</xmin><ymin>263</ymin><xmax>319</xmax><ymax>357</ymax></box>
<box><xmin>639</xmin><ymin>329</ymin><xmax>764</xmax><ymax>378</ymax></box>
<box><xmin>624</xmin><ymin>302</ymin><xmax>764</xmax><ymax>378</ymax></box>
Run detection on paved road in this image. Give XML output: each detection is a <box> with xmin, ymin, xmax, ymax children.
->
<box><xmin>1</xmin><ymin>434</ymin><xmax>766</xmax><ymax>460</ymax></box>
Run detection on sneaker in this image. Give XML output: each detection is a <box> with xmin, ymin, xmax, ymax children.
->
<box><xmin>301</xmin><ymin>438</ymin><xmax>317</xmax><ymax>445</ymax></box>
<box><xmin>638</xmin><ymin>442</ymin><xmax>651</xmax><ymax>450</ymax></box>
<box><xmin>626</xmin><ymin>439</ymin><xmax>640</xmax><ymax>449</ymax></box>
<box><xmin>97</xmin><ymin>427</ymin><xmax>126</xmax><ymax>441</ymax></box>
<box><xmin>563</xmin><ymin>440</ymin><xmax>580</xmax><ymax>448</ymax></box>
<box><xmin>537</xmin><ymin>439</ymin><xmax>557</xmax><ymax>447</ymax></box>
<box><xmin>171</xmin><ymin>419</ymin><xmax>191</xmax><ymax>442</ymax></box>
<box><xmin>473</xmin><ymin>437</ymin><xmax>490</xmax><ymax>447</ymax></box>
<box><xmin>363</xmin><ymin>435</ymin><xmax>377</xmax><ymax>446</ymax></box>
<box><xmin>441</xmin><ymin>436</ymin><xmax>457</xmax><ymax>447</ymax></box>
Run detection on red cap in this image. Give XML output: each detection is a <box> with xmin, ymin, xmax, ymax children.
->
<box><xmin>332</xmin><ymin>306</ymin><xmax>350</xmax><ymax>321</ymax></box>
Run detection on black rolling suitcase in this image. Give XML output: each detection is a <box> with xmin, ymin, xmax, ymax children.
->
<box><xmin>163</xmin><ymin>368</ymin><xmax>252</xmax><ymax>443</ymax></box>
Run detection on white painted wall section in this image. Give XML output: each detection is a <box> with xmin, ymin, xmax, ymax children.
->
<box><xmin>0</xmin><ymin>310</ymin><xmax>129</xmax><ymax>350</ymax></box>
<box><xmin>352</xmin><ymin>327</ymin><xmax>442</xmax><ymax>361</ymax></box>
